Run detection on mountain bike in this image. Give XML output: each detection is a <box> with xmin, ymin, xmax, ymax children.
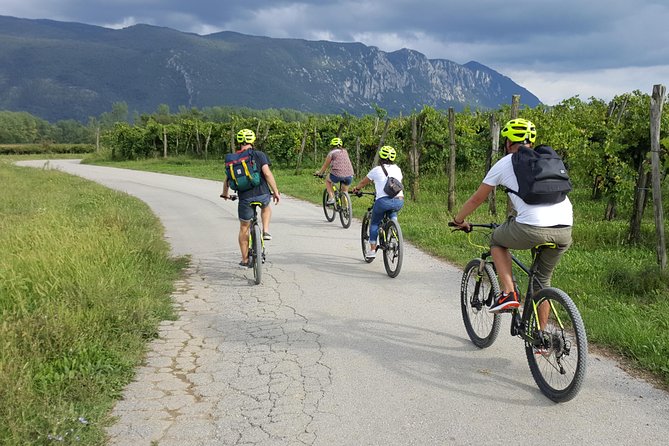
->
<box><xmin>449</xmin><ymin>222</ymin><xmax>587</xmax><ymax>402</ymax></box>
<box><xmin>354</xmin><ymin>191</ymin><xmax>404</xmax><ymax>278</ymax></box>
<box><xmin>315</xmin><ymin>173</ymin><xmax>352</xmax><ymax>228</ymax></box>
<box><xmin>223</xmin><ymin>194</ymin><xmax>265</xmax><ymax>285</ymax></box>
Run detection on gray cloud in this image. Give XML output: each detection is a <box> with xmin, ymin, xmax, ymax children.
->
<box><xmin>1</xmin><ymin>0</ymin><xmax>668</xmax><ymax>104</ymax></box>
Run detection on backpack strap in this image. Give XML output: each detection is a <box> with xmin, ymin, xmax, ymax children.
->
<box><xmin>380</xmin><ymin>164</ymin><xmax>389</xmax><ymax>177</ymax></box>
<box><xmin>503</xmin><ymin>144</ymin><xmax>532</xmax><ymax>197</ymax></box>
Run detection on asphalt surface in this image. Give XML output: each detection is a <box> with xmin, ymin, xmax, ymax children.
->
<box><xmin>17</xmin><ymin>159</ymin><xmax>669</xmax><ymax>446</ymax></box>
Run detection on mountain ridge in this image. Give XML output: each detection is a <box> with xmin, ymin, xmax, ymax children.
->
<box><xmin>0</xmin><ymin>15</ymin><xmax>541</xmax><ymax>122</ymax></box>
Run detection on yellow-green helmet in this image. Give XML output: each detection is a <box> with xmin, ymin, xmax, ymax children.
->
<box><xmin>330</xmin><ymin>137</ymin><xmax>343</xmax><ymax>147</ymax></box>
<box><xmin>501</xmin><ymin>118</ymin><xmax>536</xmax><ymax>143</ymax></box>
<box><xmin>378</xmin><ymin>145</ymin><xmax>397</xmax><ymax>161</ymax></box>
<box><xmin>236</xmin><ymin>128</ymin><xmax>256</xmax><ymax>144</ymax></box>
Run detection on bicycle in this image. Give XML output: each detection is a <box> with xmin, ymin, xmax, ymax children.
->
<box><xmin>354</xmin><ymin>191</ymin><xmax>404</xmax><ymax>278</ymax></box>
<box><xmin>223</xmin><ymin>194</ymin><xmax>265</xmax><ymax>285</ymax></box>
<box><xmin>449</xmin><ymin>222</ymin><xmax>587</xmax><ymax>402</ymax></box>
<box><xmin>315</xmin><ymin>173</ymin><xmax>352</xmax><ymax>228</ymax></box>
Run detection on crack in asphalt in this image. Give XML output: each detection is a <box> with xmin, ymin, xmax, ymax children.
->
<box><xmin>106</xmin><ymin>260</ymin><xmax>333</xmax><ymax>446</ymax></box>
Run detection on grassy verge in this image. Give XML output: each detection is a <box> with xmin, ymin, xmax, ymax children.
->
<box><xmin>0</xmin><ymin>144</ymin><xmax>95</xmax><ymax>155</ymax></box>
<box><xmin>0</xmin><ymin>160</ymin><xmax>187</xmax><ymax>445</ymax></box>
<box><xmin>82</xmin><ymin>156</ymin><xmax>669</xmax><ymax>389</ymax></box>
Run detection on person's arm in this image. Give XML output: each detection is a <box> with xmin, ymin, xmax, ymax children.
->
<box><xmin>352</xmin><ymin>175</ymin><xmax>372</xmax><ymax>192</ymax></box>
<box><xmin>315</xmin><ymin>154</ymin><xmax>332</xmax><ymax>176</ymax></box>
<box><xmin>220</xmin><ymin>178</ymin><xmax>231</xmax><ymax>199</ymax></box>
<box><xmin>262</xmin><ymin>164</ymin><xmax>281</xmax><ymax>204</ymax></box>
<box><xmin>452</xmin><ymin>183</ymin><xmax>494</xmax><ymax>228</ymax></box>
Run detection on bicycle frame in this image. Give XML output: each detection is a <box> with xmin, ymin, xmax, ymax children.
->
<box><xmin>459</xmin><ymin>223</ymin><xmax>568</xmax><ymax>341</ymax></box>
<box><xmin>354</xmin><ymin>190</ymin><xmax>404</xmax><ymax>277</ymax></box>
<box><xmin>223</xmin><ymin>194</ymin><xmax>265</xmax><ymax>284</ymax></box>
<box><xmin>452</xmin><ymin>221</ymin><xmax>587</xmax><ymax>402</ymax></box>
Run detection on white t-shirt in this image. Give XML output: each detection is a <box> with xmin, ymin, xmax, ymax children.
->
<box><xmin>483</xmin><ymin>154</ymin><xmax>573</xmax><ymax>226</ymax></box>
<box><xmin>367</xmin><ymin>164</ymin><xmax>404</xmax><ymax>199</ymax></box>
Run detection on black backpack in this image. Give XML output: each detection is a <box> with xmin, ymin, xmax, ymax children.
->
<box><xmin>506</xmin><ymin>145</ymin><xmax>572</xmax><ymax>205</ymax></box>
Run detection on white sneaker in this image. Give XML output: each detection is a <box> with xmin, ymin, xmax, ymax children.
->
<box><xmin>365</xmin><ymin>248</ymin><xmax>377</xmax><ymax>258</ymax></box>
<box><xmin>326</xmin><ymin>198</ymin><xmax>335</xmax><ymax>205</ymax></box>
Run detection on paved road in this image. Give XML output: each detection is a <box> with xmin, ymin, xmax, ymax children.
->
<box><xmin>18</xmin><ymin>160</ymin><xmax>669</xmax><ymax>446</ymax></box>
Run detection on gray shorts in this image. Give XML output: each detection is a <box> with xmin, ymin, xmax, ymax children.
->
<box><xmin>491</xmin><ymin>217</ymin><xmax>572</xmax><ymax>288</ymax></box>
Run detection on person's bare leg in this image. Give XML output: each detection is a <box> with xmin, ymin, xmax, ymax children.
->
<box><xmin>491</xmin><ymin>246</ymin><xmax>514</xmax><ymax>292</ymax></box>
<box><xmin>325</xmin><ymin>178</ymin><xmax>334</xmax><ymax>200</ymax></box>
<box><xmin>239</xmin><ymin>221</ymin><xmax>251</xmax><ymax>263</ymax></box>
<box><xmin>261</xmin><ymin>205</ymin><xmax>272</xmax><ymax>235</ymax></box>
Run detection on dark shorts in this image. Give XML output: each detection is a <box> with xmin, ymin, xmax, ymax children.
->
<box><xmin>238</xmin><ymin>194</ymin><xmax>271</xmax><ymax>221</ymax></box>
<box><xmin>328</xmin><ymin>174</ymin><xmax>353</xmax><ymax>186</ymax></box>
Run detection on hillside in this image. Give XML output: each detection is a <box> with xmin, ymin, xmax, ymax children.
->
<box><xmin>0</xmin><ymin>15</ymin><xmax>541</xmax><ymax>121</ymax></box>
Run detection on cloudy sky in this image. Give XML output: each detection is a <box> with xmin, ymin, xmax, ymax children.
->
<box><xmin>2</xmin><ymin>0</ymin><xmax>668</xmax><ymax>105</ymax></box>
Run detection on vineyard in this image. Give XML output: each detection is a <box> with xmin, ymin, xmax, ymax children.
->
<box><xmin>93</xmin><ymin>91</ymin><xmax>669</xmax><ymax>254</ymax></box>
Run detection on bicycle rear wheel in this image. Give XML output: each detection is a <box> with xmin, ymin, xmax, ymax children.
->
<box><xmin>339</xmin><ymin>192</ymin><xmax>352</xmax><ymax>228</ymax></box>
<box><xmin>322</xmin><ymin>189</ymin><xmax>335</xmax><ymax>222</ymax></box>
<box><xmin>524</xmin><ymin>287</ymin><xmax>587</xmax><ymax>402</ymax></box>
<box><xmin>360</xmin><ymin>212</ymin><xmax>374</xmax><ymax>263</ymax></box>
<box><xmin>460</xmin><ymin>259</ymin><xmax>501</xmax><ymax>348</ymax></box>
<box><xmin>382</xmin><ymin>220</ymin><xmax>403</xmax><ymax>278</ymax></box>
<box><xmin>251</xmin><ymin>224</ymin><xmax>263</xmax><ymax>285</ymax></box>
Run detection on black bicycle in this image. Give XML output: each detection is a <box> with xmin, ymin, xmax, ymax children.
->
<box><xmin>450</xmin><ymin>222</ymin><xmax>587</xmax><ymax>402</ymax></box>
<box><xmin>315</xmin><ymin>173</ymin><xmax>352</xmax><ymax>228</ymax></box>
<box><xmin>354</xmin><ymin>191</ymin><xmax>404</xmax><ymax>278</ymax></box>
<box><xmin>223</xmin><ymin>194</ymin><xmax>265</xmax><ymax>285</ymax></box>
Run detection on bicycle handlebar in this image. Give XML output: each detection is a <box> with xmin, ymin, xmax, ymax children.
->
<box><xmin>351</xmin><ymin>190</ymin><xmax>376</xmax><ymax>198</ymax></box>
<box><xmin>313</xmin><ymin>173</ymin><xmax>325</xmax><ymax>178</ymax></box>
<box><xmin>220</xmin><ymin>194</ymin><xmax>238</xmax><ymax>201</ymax></box>
<box><xmin>448</xmin><ymin>221</ymin><xmax>499</xmax><ymax>233</ymax></box>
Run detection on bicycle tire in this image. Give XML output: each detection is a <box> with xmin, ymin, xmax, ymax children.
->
<box><xmin>460</xmin><ymin>259</ymin><xmax>501</xmax><ymax>348</ymax></box>
<box><xmin>524</xmin><ymin>287</ymin><xmax>587</xmax><ymax>402</ymax></box>
<box><xmin>361</xmin><ymin>212</ymin><xmax>374</xmax><ymax>263</ymax></box>
<box><xmin>382</xmin><ymin>220</ymin><xmax>403</xmax><ymax>278</ymax></box>
<box><xmin>251</xmin><ymin>224</ymin><xmax>263</xmax><ymax>285</ymax></box>
<box><xmin>339</xmin><ymin>192</ymin><xmax>352</xmax><ymax>229</ymax></box>
<box><xmin>322</xmin><ymin>189</ymin><xmax>335</xmax><ymax>222</ymax></box>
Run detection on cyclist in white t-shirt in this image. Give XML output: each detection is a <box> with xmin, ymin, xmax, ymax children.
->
<box><xmin>352</xmin><ymin>145</ymin><xmax>404</xmax><ymax>258</ymax></box>
<box><xmin>451</xmin><ymin>119</ymin><xmax>573</xmax><ymax>313</ymax></box>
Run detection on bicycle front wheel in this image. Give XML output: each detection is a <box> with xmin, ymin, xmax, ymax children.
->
<box><xmin>322</xmin><ymin>189</ymin><xmax>335</xmax><ymax>222</ymax></box>
<box><xmin>460</xmin><ymin>259</ymin><xmax>501</xmax><ymax>348</ymax></box>
<box><xmin>382</xmin><ymin>220</ymin><xmax>403</xmax><ymax>278</ymax></box>
<box><xmin>524</xmin><ymin>287</ymin><xmax>587</xmax><ymax>403</ymax></box>
<box><xmin>361</xmin><ymin>212</ymin><xmax>374</xmax><ymax>263</ymax></box>
<box><xmin>339</xmin><ymin>192</ymin><xmax>352</xmax><ymax>229</ymax></box>
<box><xmin>251</xmin><ymin>224</ymin><xmax>263</xmax><ymax>285</ymax></box>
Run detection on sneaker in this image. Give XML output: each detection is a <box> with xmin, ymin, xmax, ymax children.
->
<box><xmin>263</xmin><ymin>232</ymin><xmax>272</xmax><ymax>240</ymax></box>
<box><xmin>489</xmin><ymin>290</ymin><xmax>520</xmax><ymax>313</ymax></box>
<box><xmin>326</xmin><ymin>198</ymin><xmax>335</xmax><ymax>205</ymax></box>
<box><xmin>365</xmin><ymin>250</ymin><xmax>376</xmax><ymax>259</ymax></box>
<box><xmin>239</xmin><ymin>260</ymin><xmax>251</xmax><ymax>269</ymax></box>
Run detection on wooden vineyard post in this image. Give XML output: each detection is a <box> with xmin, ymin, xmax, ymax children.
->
<box><xmin>650</xmin><ymin>84</ymin><xmax>667</xmax><ymax>269</ymax></box>
<box><xmin>448</xmin><ymin>107</ymin><xmax>456</xmax><ymax>212</ymax></box>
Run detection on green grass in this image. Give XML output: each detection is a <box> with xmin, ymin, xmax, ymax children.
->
<box><xmin>81</xmin><ymin>155</ymin><xmax>669</xmax><ymax>388</ymax></box>
<box><xmin>10</xmin><ymin>150</ymin><xmax>663</xmax><ymax>442</ymax></box>
<box><xmin>0</xmin><ymin>143</ymin><xmax>95</xmax><ymax>155</ymax></box>
<box><xmin>0</xmin><ymin>160</ymin><xmax>187</xmax><ymax>445</ymax></box>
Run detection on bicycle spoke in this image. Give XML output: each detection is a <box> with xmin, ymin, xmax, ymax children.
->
<box><xmin>339</xmin><ymin>192</ymin><xmax>352</xmax><ymax>228</ymax></box>
<box><xmin>383</xmin><ymin>220</ymin><xmax>403</xmax><ymax>278</ymax></box>
<box><xmin>460</xmin><ymin>259</ymin><xmax>501</xmax><ymax>348</ymax></box>
<box><xmin>525</xmin><ymin>288</ymin><xmax>587</xmax><ymax>402</ymax></box>
<box><xmin>322</xmin><ymin>189</ymin><xmax>335</xmax><ymax>222</ymax></box>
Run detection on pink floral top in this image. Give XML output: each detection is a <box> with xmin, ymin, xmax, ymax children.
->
<box><xmin>328</xmin><ymin>148</ymin><xmax>354</xmax><ymax>177</ymax></box>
